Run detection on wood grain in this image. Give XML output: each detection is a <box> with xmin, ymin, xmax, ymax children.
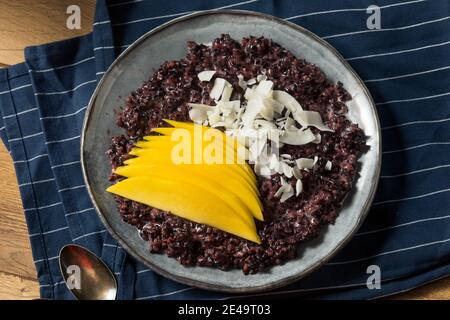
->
<box><xmin>391</xmin><ymin>277</ymin><xmax>450</xmax><ymax>300</ymax></box>
<box><xmin>0</xmin><ymin>143</ymin><xmax>39</xmax><ymax>299</ymax></box>
<box><xmin>0</xmin><ymin>0</ymin><xmax>448</xmax><ymax>300</ymax></box>
<box><xmin>0</xmin><ymin>143</ymin><xmax>40</xmax><ymax>299</ymax></box>
<box><xmin>0</xmin><ymin>272</ymin><xmax>39</xmax><ymax>300</ymax></box>
<box><xmin>0</xmin><ymin>146</ymin><xmax>36</xmax><ymax>279</ymax></box>
<box><xmin>0</xmin><ymin>0</ymin><xmax>95</xmax><ymax>64</ymax></box>
<box><xmin>0</xmin><ymin>0</ymin><xmax>95</xmax><ymax>300</ymax></box>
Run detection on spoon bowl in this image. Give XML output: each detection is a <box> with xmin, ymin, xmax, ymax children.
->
<box><xmin>59</xmin><ymin>244</ymin><xmax>117</xmax><ymax>300</ymax></box>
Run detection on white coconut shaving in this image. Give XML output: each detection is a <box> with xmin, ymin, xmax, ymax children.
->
<box><xmin>293</xmin><ymin>110</ymin><xmax>334</xmax><ymax>132</ymax></box>
<box><xmin>188</xmin><ymin>108</ymin><xmax>208</xmax><ymax>124</ymax></box>
<box><xmin>198</xmin><ymin>70</ymin><xmax>216</xmax><ymax>82</ymax></box>
<box><xmin>187</xmin><ymin>73</ymin><xmax>335</xmax><ymax>202</ymax></box>
<box><xmin>210</xmin><ymin>78</ymin><xmax>231</xmax><ymax>100</ymax></box>
<box><xmin>221</xmin><ymin>84</ymin><xmax>233</xmax><ymax>101</ymax></box>
<box><xmin>272</xmin><ymin>90</ymin><xmax>303</xmax><ymax>112</ymax></box>
<box><xmin>275</xmin><ymin>177</ymin><xmax>295</xmax><ymax>203</ymax></box>
<box><xmin>187</xmin><ymin>103</ymin><xmax>216</xmax><ymax>124</ymax></box>
<box><xmin>279</xmin><ymin>128</ymin><xmax>316</xmax><ymax>145</ymax></box>
<box><xmin>257</xmin><ymin>74</ymin><xmax>268</xmax><ymax>82</ymax></box>
<box><xmin>246</xmin><ymin>78</ymin><xmax>257</xmax><ymax>85</ymax></box>
<box><xmin>292</xmin><ymin>166</ymin><xmax>302</xmax><ymax>179</ymax></box>
<box><xmin>295</xmin><ymin>179</ymin><xmax>303</xmax><ymax>196</ymax></box>
<box><xmin>237</xmin><ymin>74</ymin><xmax>247</xmax><ymax>90</ymax></box>
<box><xmin>255</xmin><ymin>80</ymin><xmax>273</xmax><ymax>97</ymax></box>
<box><xmin>281</xmin><ymin>162</ymin><xmax>293</xmax><ymax>178</ymax></box>
<box><xmin>296</xmin><ymin>158</ymin><xmax>315</xmax><ymax>170</ymax></box>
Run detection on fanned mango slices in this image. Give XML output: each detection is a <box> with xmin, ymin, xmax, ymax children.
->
<box><xmin>126</xmin><ymin>144</ymin><xmax>255</xmax><ymax>188</ymax></box>
<box><xmin>114</xmin><ymin>164</ymin><xmax>262</xmax><ymax>220</ymax></box>
<box><xmin>107</xmin><ymin>177</ymin><xmax>261</xmax><ymax>244</ymax></box>
<box><xmin>107</xmin><ymin>120</ymin><xmax>263</xmax><ymax>243</ymax></box>
<box><xmin>113</xmin><ymin>166</ymin><xmax>257</xmax><ymax>229</ymax></box>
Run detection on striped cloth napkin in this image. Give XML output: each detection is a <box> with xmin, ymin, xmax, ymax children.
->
<box><xmin>0</xmin><ymin>0</ymin><xmax>449</xmax><ymax>299</ymax></box>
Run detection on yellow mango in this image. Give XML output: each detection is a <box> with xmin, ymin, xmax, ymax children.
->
<box><xmin>122</xmin><ymin>156</ymin><xmax>258</xmax><ymax>195</ymax></box>
<box><xmin>148</xmin><ymin>128</ymin><xmax>244</xmax><ymax>162</ymax></box>
<box><xmin>114</xmin><ymin>164</ymin><xmax>263</xmax><ymax>220</ymax></box>
<box><xmin>109</xmin><ymin>120</ymin><xmax>265</xmax><ymax>242</ymax></box>
<box><xmin>127</xmin><ymin>144</ymin><xmax>256</xmax><ymax>184</ymax></box>
<box><xmin>162</xmin><ymin>119</ymin><xmax>244</xmax><ymax>150</ymax></box>
<box><xmin>151</xmin><ymin>120</ymin><xmax>249</xmax><ymax>164</ymax></box>
<box><xmin>107</xmin><ymin>177</ymin><xmax>261</xmax><ymax>243</ymax></box>
<box><xmin>113</xmin><ymin>169</ymin><xmax>256</xmax><ymax>227</ymax></box>
<box><xmin>134</xmin><ymin>139</ymin><xmax>240</xmax><ymax>164</ymax></box>
<box><xmin>162</xmin><ymin>119</ymin><xmax>245</xmax><ymax>151</ymax></box>
<box><xmin>130</xmin><ymin>143</ymin><xmax>251</xmax><ymax>175</ymax></box>
<box><xmin>134</xmin><ymin>140</ymin><xmax>246</xmax><ymax>169</ymax></box>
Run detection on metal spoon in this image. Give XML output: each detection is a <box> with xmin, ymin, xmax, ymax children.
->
<box><xmin>59</xmin><ymin>244</ymin><xmax>117</xmax><ymax>300</ymax></box>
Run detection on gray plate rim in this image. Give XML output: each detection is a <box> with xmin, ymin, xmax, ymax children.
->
<box><xmin>81</xmin><ymin>9</ymin><xmax>382</xmax><ymax>293</ymax></box>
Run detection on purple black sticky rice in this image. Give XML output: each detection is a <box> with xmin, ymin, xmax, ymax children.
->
<box><xmin>106</xmin><ymin>34</ymin><xmax>366</xmax><ymax>274</ymax></box>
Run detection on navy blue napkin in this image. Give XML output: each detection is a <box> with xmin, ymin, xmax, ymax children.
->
<box><xmin>0</xmin><ymin>0</ymin><xmax>449</xmax><ymax>299</ymax></box>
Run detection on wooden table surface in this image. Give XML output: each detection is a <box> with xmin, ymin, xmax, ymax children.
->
<box><xmin>0</xmin><ymin>0</ymin><xmax>448</xmax><ymax>300</ymax></box>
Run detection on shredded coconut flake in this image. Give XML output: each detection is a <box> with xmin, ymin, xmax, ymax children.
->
<box><xmin>254</xmin><ymin>162</ymin><xmax>271</xmax><ymax>178</ymax></box>
<box><xmin>296</xmin><ymin>158</ymin><xmax>315</xmax><ymax>170</ymax></box>
<box><xmin>189</xmin><ymin>71</ymin><xmax>335</xmax><ymax>205</ymax></box>
<box><xmin>189</xmin><ymin>108</ymin><xmax>208</xmax><ymax>124</ymax></box>
<box><xmin>241</xmin><ymin>97</ymin><xmax>262</xmax><ymax>128</ymax></box>
<box><xmin>269</xmin><ymin>153</ymin><xmax>280</xmax><ymax>171</ymax></box>
<box><xmin>237</xmin><ymin>74</ymin><xmax>247</xmax><ymax>90</ymax></box>
<box><xmin>217</xmin><ymin>100</ymin><xmax>239</xmax><ymax>115</ymax></box>
<box><xmin>198</xmin><ymin>70</ymin><xmax>216</xmax><ymax>82</ymax></box>
<box><xmin>254</xmin><ymin>119</ymin><xmax>277</xmax><ymax>130</ymax></box>
<box><xmin>275</xmin><ymin>176</ymin><xmax>294</xmax><ymax>202</ymax></box>
<box><xmin>210</xmin><ymin>78</ymin><xmax>230</xmax><ymax>100</ymax></box>
<box><xmin>273</xmin><ymin>90</ymin><xmax>303</xmax><ymax>112</ymax></box>
<box><xmin>281</xmin><ymin>162</ymin><xmax>293</xmax><ymax>178</ymax></box>
<box><xmin>313</xmin><ymin>133</ymin><xmax>322</xmax><ymax>144</ymax></box>
<box><xmin>246</xmin><ymin>78</ymin><xmax>257</xmax><ymax>85</ymax></box>
<box><xmin>257</xmin><ymin>74</ymin><xmax>268</xmax><ymax>82</ymax></box>
<box><xmin>293</xmin><ymin>167</ymin><xmax>302</xmax><ymax>179</ymax></box>
<box><xmin>221</xmin><ymin>84</ymin><xmax>233</xmax><ymax>101</ymax></box>
<box><xmin>293</xmin><ymin>110</ymin><xmax>334</xmax><ymax>132</ymax></box>
<box><xmin>280</xmin><ymin>189</ymin><xmax>294</xmax><ymax>203</ymax></box>
<box><xmin>295</xmin><ymin>179</ymin><xmax>303</xmax><ymax>196</ymax></box>
<box><xmin>255</xmin><ymin>80</ymin><xmax>274</xmax><ymax>97</ymax></box>
<box><xmin>207</xmin><ymin>108</ymin><xmax>222</xmax><ymax>126</ymax></box>
<box><xmin>279</xmin><ymin>128</ymin><xmax>316</xmax><ymax>145</ymax></box>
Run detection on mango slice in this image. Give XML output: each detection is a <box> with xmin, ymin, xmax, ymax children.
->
<box><xmin>146</xmin><ymin>122</ymin><xmax>253</xmax><ymax>179</ymax></box>
<box><xmin>159</xmin><ymin>119</ymin><xmax>248</xmax><ymax>161</ymax></box>
<box><xmin>115</xmin><ymin>161</ymin><xmax>259</xmax><ymax>198</ymax></box>
<box><xmin>108</xmin><ymin>121</ymin><xmax>263</xmax><ymax>243</ymax></box>
<box><xmin>148</xmin><ymin>128</ymin><xmax>246</xmax><ymax>165</ymax></box>
<box><xmin>114</xmin><ymin>170</ymin><xmax>256</xmax><ymax>228</ymax></box>
<box><xmin>127</xmin><ymin>144</ymin><xmax>255</xmax><ymax>185</ymax></box>
<box><xmin>114</xmin><ymin>164</ymin><xmax>263</xmax><ymax>220</ymax></box>
<box><xmin>107</xmin><ymin>177</ymin><xmax>261</xmax><ymax>244</ymax></box>
<box><xmin>162</xmin><ymin>119</ymin><xmax>245</xmax><ymax>152</ymax></box>
<box><xmin>122</xmin><ymin>156</ymin><xmax>259</xmax><ymax>199</ymax></box>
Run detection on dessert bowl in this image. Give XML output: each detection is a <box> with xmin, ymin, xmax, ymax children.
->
<box><xmin>81</xmin><ymin>10</ymin><xmax>381</xmax><ymax>293</ymax></box>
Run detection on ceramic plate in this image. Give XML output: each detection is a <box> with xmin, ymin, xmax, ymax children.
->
<box><xmin>81</xmin><ymin>10</ymin><xmax>381</xmax><ymax>293</ymax></box>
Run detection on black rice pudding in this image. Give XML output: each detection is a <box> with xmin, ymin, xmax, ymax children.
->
<box><xmin>106</xmin><ymin>34</ymin><xmax>366</xmax><ymax>274</ymax></box>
